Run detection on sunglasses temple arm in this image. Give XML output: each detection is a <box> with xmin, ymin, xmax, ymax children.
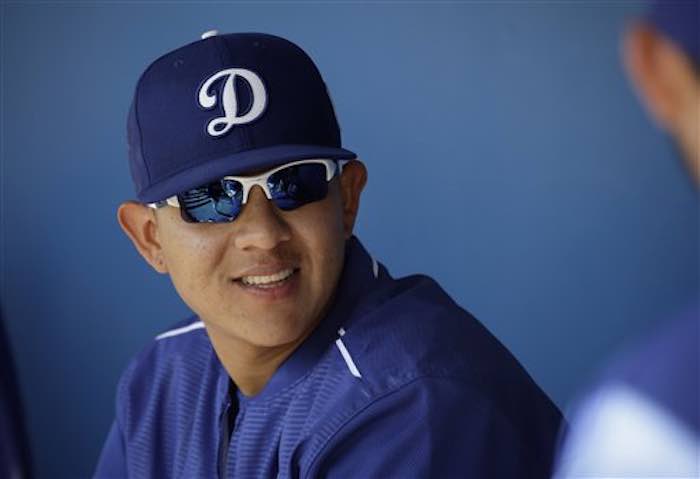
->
<box><xmin>337</xmin><ymin>160</ymin><xmax>350</xmax><ymax>175</ymax></box>
<box><xmin>147</xmin><ymin>196</ymin><xmax>181</xmax><ymax>209</ymax></box>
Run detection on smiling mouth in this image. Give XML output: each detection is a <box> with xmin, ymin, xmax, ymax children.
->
<box><xmin>237</xmin><ymin>268</ymin><xmax>298</xmax><ymax>289</ymax></box>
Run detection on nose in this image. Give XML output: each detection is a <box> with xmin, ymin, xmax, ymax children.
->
<box><xmin>232</xmin><ymin>185</ymin><xmax>292</xmax><ymax>250</ymax></box>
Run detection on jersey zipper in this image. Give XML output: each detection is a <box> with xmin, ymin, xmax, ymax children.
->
<box><xmin>218</xmin><ymin>382</ymin><xmax>242</xmax><ymax>479</ymax></box>
<box><xmin>217</xmin><ymin>397</ymin><xmax>232</xmax><ymax>479</ymax></box>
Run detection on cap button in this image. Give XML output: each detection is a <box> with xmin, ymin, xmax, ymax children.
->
<box><xmin>201</xmin><ymin>30</ymin><xmax>219</xmax><ymax>40</ymax></box>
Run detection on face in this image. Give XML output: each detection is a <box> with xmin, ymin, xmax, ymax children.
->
<box><xmin>136</xmin><ymin>163</ymin><xmax>364</xmax><ymax>352</ymax></box>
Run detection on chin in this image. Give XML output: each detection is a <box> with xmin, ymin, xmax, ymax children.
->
<box><xmin>211</xmin><ymin>312</ymin><xmax>315</xmax><ymax>349</ymax></box>
<box><xmin>247</xmin><ymin>320</ymin><xmax>315</xmax><ymax>348</ymax></box>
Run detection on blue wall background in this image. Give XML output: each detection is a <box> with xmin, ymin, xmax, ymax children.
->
<box><xmin>1</xmin><ymin>2</ymin><xmax>697</xmax><ymax>478</ymax></box>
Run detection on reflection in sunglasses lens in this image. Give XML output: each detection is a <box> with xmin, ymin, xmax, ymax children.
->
<box><xmin>179</xmin><ymin>182</ymin><xmax>242</xmax><ymax>223</ymax></box>
<box><xmin>269</xmin><ymin>164</ymin><xmax>328</xmax><ymax>210</ymax></box>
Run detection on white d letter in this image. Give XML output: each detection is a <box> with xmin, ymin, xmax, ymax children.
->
<box><xmin>198</xmin><ymin>68</ymin><xmax>267</xmax><ymax>137</ymax></box>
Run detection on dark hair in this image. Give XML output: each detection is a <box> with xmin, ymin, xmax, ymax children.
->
<box><xmin>648</xmin><ymin>0</ymin><xmax>700</xmax><ymax>71</ymax></box>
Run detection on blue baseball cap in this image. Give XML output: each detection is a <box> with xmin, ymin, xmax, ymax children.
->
<box><xmin>127</xmin><ymin>31</ymin><xmax>357</xmax><ymax>203</ymax></box>
<box><xmin>647</xmin><ymin>0</ymin><xmax>699</xmax><ymax>65</ymax></box>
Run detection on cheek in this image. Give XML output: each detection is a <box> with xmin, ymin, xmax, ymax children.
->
<box><xmin>292</xmin><ymin>195</ymin><xmax>347</xmax><ymax>283</ymax></box>
<box><xmin>292</xmin><ymin>187</ymin><xmax>343</xmax><ymax>238</ymax></box>
<box><xmin>160</xmin><ymin>225</ymin><xmax>229</xmax><ymax>305</ymax></box>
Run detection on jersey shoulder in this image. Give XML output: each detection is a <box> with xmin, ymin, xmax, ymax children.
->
<box><xmin>333</xmin><ymin>272</ymin><xmax>562</xmax><ymax>441</ymax></box>
<box><xmin>295</xmin><ymin>273</ymin><xmax>562</xmax><ymax>477</ymax></box>
<box><xmin>114</xmin><ymin>316</ymin><xmax>222</xmax><ymax>430</ymax></box>
<box><xmin>343</xmin><ymin>273</ymin><xmax>531</xmax><ymax>390</ymax></box>
<box><xmin>119</xmin><ymin>316</ymin><xmax>211</xmax><ymax>388</ymax></box>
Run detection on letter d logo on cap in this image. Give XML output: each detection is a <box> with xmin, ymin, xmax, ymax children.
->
<box><xmin>198</xmin><ymin>68</ymin><xmax>267</xmax><ymax>137</ymax></box>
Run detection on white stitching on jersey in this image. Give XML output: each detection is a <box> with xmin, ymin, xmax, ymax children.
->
<box><xmin>335</xmin><ymin>327</ymin><xmax>362</xmax><ymax>378</ymax></box>
<box><xmin>155</xmin><ymin>321</ymin><xmax>205</xmax><ymax>340</ymax></box>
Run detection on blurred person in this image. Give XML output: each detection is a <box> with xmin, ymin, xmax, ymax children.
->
<box><xmin>555</xmin><ymin>1</ymin><xmax>699</xmax><ymax>477</ymax></box>
<box><xmin>0</xmin><ymin>307</ymin><xmax>33</xmax><ymax>479</ymax></box>
<box><xmin>94</xmin><ymin>31</ymin><xmax>562</xmax><ymax>478</ymax></box>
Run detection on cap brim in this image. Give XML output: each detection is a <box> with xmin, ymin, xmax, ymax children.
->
<box><xmin>137</xmin><ymin>144</ymin><xmax>357</xmax><ymax>203</ymax></box>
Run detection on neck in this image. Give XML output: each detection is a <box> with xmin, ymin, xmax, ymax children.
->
<box><xmin>206</xmin><ymin>324</ymin><xmax>312</xmax><ymax>397</ymax></box>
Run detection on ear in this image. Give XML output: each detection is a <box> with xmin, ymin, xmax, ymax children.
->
<box><xmin>117</xmin><ymin>201</ymin><xmax>169</xmax><ymax>274</ymax></box>
<box><xmin>622</xmin><ymin>23</ymin><xmax>696</xmax><ymax>133</ymax></box>
<box><xmin>339</xmin><ymin>160</ymin><xmax>368</xmax><ymax>238</ymax></box>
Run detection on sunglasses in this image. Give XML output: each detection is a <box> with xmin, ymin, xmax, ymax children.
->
<box><xmin>148</xmin><ymin>159</ymin><xmax>347</xmax><ymax>223</ymax></box>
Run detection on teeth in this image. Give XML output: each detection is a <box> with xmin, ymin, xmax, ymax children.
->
<box><xmin>241</xmin><ymin>269</ymin><xmax>294</xmax><ymax>286</ymax></box>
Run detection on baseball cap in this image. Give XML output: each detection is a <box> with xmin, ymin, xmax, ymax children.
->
<box><xmin>647</xmin><ymin>0</ymin><xmax>700</xmax><ymax>65</ymax></box>
<box><xmin>127</xmin><ymin>31</ymin><xmax>357</xmax><ymax>203</ymax></box>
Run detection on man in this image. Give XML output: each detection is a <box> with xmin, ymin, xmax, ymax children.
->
<box><xmin>556</xmin><ymin>1</ymin><xmax>699</xmax><ymax>477</ymax></box>
<box><xmin>95</xmin><ymin>31</ymin><xmax>562</xmax><ymax>478</ymax></box>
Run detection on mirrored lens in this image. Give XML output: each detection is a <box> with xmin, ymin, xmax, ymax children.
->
<box><xmin>178</xmin><ymin>180</ymin><xmax>243</xmax><ymax>223</ymax></box>
<box><xmin>267</xmin><ymin>163</ymin><xmax>329</xmax><ymax>211</ymax></box>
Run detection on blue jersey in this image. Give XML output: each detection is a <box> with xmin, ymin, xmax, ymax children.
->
<box><xmin>95</xmin><ymin>237</ymin><xmax>562</xmax><ymax>478</ymax></box>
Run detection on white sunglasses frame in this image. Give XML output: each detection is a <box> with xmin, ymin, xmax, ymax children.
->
<box><xmin>148</xmin><ymin>158</ymin><xmax>349</xmax><ymax>210</ymax></box>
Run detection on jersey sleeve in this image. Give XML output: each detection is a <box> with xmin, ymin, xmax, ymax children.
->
<box><xmin>93</xmin><ymin>420</ymin><xmax>128</xmax><ymax>479</ymax></box>
<box><xmin>305</xmin><ymin>376</ymin><xmax>553</xmax><ymax>479</ymax></box>
<box><xmin>554</xmin><ymin>383</ymin><xmax>700</xmax><ymax>478</ymax></box>
<box><xmin>93</xmin><ymin>355</ymin><xmax>138</xmax><ymax>479</ymax></box>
